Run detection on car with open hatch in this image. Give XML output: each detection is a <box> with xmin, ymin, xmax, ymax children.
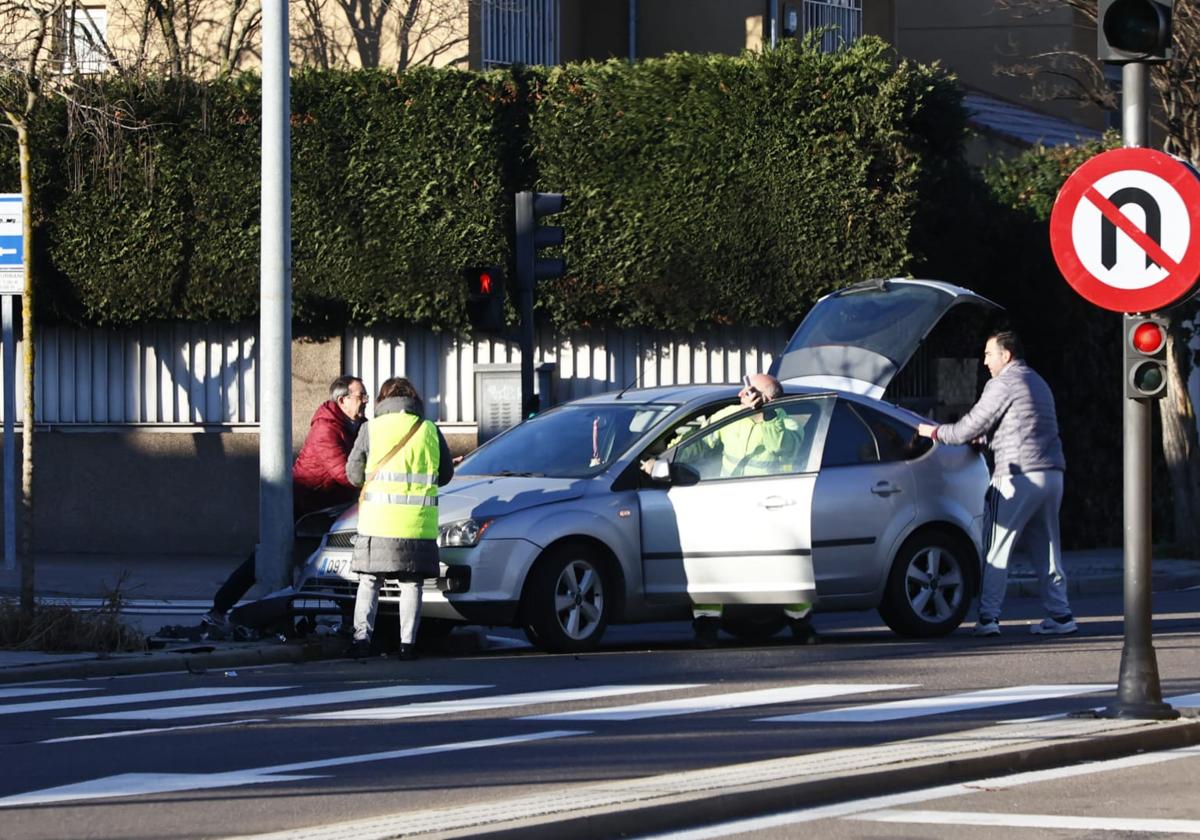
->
<box><xmin>291</xmin><ymin>278</ymin><xmax>1000</xmax><ymax>652</ymax></box>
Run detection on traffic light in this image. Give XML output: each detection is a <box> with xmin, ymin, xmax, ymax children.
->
<box><xmin>464</xmin><ymin>265</ymin><xmax>505</xmax><ymax>334</ymax></box>
<box><xmin>1124</xmin><ymin>313</ymin><xmax>1169</xmax><ymax>399</ymax></box>
<box><xmin>515</xmin><ymin>191</ymin><xmax>566</xmax><ymax>292</ymax></box>
<box><xmin>1098</xmin><ymin>0</ymin><xmax>1173</xmax><ymax>63</ymax></box>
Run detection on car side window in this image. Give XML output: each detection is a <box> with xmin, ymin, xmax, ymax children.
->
<box><xmin>820</xmin><ymin>400</ymin><xmax>879</xmax><ymax>467</ymax></box>
<box><xmin>672</xmin><ymin>397</ymin><xmax>828</xmax><ymax>481</ymax></box>
<box><xmin>853</xmin><ymin>402</ymin><xmax>932</xmax><ymax>462</ymax></box>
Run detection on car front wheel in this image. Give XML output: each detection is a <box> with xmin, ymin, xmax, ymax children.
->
<box><xmin>878</xmin><ymin>529</ymin><xmax>976</xmax><ymax>638</ymax></box>
<box><xmin>521</xmin><ymin>544</ymin><xmax>611</xmax><ymax>653</ymax></box>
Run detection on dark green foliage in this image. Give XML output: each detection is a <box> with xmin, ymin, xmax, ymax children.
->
<box><xmin>2</xmin><ymin>40</ymin><xmax>965</xmax><ymax>331</ymax></box>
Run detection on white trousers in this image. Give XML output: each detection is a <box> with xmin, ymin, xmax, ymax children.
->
<box><xmin>978</xmin><ymin>469</ymin><xmax>1071</xmax><ymax>622</ymax></box>
<box><xmin>352</xmin><ymin>574</ymin><xmax>422</xmax><ymax>645</ymax></box>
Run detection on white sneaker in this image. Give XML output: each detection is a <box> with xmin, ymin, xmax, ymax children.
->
<box><xmin>1030</xmin><ymin>616</ymin><xmax>1078</xmax><ymax>635</ymax></box>
<box><xmin>201</xmin><ymin>610</ymin><xmax>231</xmax><ymax>631</ymax></box>
<box><xmin>972</xmin><ymin>619</ymin><xmax>1001</xmax><ymax>637</ymax></box>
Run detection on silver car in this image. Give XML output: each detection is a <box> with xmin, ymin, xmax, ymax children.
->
<box><xmin>294</xmin><ymin>279</ymin><xmax>997</xmax><ymax>652</ymax></box>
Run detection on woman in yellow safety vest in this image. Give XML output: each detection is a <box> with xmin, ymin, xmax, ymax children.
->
<box><xmin>345</xmin><ymin>377</ymin><xmax>454</xmax><ymax>660</ymax></box>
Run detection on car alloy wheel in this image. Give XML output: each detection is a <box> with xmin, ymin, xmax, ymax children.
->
<box><xmin>522</xmin><ymin>544</ymin><xmax>611</xmax><ymax>653</ymax></box>
<box><xmin>878</xmin><ymin>529</ymin><xmax>975</xmax><ymax>638</ymax></box>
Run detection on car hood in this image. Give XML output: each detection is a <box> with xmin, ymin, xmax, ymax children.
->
<box><xmin>324</xmin><ymin>475</ymin><xmax>590</xmax><ymax>533</ymax></box>
<box><xmin>773</xmin><ymin>278</ymin><xmax>1000</xmax><ymax>399</ymax></box>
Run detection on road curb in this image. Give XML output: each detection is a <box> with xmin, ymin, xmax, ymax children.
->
<box><xmin>0</xmin><ymin>637</ymin><xmax>347</xmax><ymax>684</ymax></box>
<box><xmin>437</xmin><ymin>718</ymin><xmax>1200</xmax><ymax>840</ymax></box>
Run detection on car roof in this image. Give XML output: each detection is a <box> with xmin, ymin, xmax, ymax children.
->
<box><xmin>558</xmin><ymin>382</ymin><xmax>836</xmax><ymax>407</ymax></box>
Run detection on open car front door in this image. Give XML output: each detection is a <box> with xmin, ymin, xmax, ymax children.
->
<box><xmin>638</xmin><ymin>395</ymin><xmax>833</xmax><ymax>606</ymax></box>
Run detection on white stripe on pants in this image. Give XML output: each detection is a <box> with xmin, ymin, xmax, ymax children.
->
<box><xmin>353</xmin><ymin>574</ymin><xmax>422</xmax><ymax>644</ymax></box>
<box><xmin>979</xmin><ymin>469</ymin><xmax>1070</xmax><ymax>622</ymax></box>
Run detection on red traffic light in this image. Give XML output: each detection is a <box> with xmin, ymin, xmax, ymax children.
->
<box><xmin>1131</xmin><ymin>321</ymin><xmax>1166</xmax><ymax>354</ymax></box>
<box><xmin>478</xmin><ymin>270</ymin><xmax>493</xmax><ymax>295</ymax></box>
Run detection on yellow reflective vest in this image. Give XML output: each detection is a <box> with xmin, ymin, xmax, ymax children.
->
<box><xmin>703</xmin><ymin>404</ymin><xmax>805</xmax><ymax>477</ymax></box>
<box><xmin>357</xmin><ymin>412</ymin><xmax>441</xmax><ymax>540</ymax></box>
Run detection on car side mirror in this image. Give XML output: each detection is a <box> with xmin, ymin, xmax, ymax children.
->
<box><xmin>650</xmin><ymin>459</ymin><xmax>672</xmax><ymax>482</ymax></box>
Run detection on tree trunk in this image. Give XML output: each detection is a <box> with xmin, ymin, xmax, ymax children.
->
<box><xmin>1159</xmin><ymin>322</ymin><xmax>1200</xmax><ymax>558</ymax></box>
<box><xmin>16</xmin><ymin>121</ymin><xmax>35</xmax><ymax>614</ymax></box>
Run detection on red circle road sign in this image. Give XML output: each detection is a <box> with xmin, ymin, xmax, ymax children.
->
<box><xmin>1050</xmin><ymin>147</ymin><xmax>1200</xmax><ymax>312</ymax></box>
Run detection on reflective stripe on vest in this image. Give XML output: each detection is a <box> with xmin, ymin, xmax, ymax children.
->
<box><xmin>357</xmin><ymin>413</ymin><xmax>441</xmax><ymax>540</ymax></box>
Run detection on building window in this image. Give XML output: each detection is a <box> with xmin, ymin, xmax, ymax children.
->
<box><xmin>802</xmin><ymin>0</ymin><xmax>862</xmax><ymax>52</ymax></box>
<box><xmin>61</xmin><ymin>6</ymin><xmax>108</xmax><ymax>74</ymax></box>
<box><xmin>480</xmin><ymin>0</ymin><xmax>559</xmax><ymax>68</ymax></box>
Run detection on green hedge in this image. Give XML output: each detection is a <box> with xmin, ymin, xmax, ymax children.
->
<box><xmin>1</xmin><ymin>39</ymin><xmax>965</xmax><ymax>331</ymax></box>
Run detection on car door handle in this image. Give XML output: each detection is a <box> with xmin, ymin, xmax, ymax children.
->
<box><xmin>759</xmin><ymin>495</ymin><xmax>795</xmax><ymax>509</ymax></box>
<box><xmin>871</xmin><ymin>481</ymin><xmax>902</xmax><ymax>497</ymax></box>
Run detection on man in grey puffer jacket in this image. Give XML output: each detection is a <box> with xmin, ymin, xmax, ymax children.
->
<box><xmin>917</xmin><ymin>330</ymin><xmax>1076</xmax><ymax>637</ymax></box>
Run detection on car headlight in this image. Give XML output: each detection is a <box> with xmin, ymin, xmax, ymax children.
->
<box><xmin>438</xmin><ymin>518</ymin><xmax>493</xmax><ymax>548</ymax></box>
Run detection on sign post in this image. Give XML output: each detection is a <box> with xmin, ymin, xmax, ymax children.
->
<box><xmin>1049</xmin><ymin>124</ymin><xmax>1199</xmax><ymax>722</ymax></box>
<box><xmin>0</xmin><ymin>194</ymin><xmax>23</xmax><ymax>574</ymax></box>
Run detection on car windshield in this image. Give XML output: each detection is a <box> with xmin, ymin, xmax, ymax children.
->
<box><xmin>458</xmin><ymin>402</ymin><xmax>677</xmax><ymax>478</ymax></box>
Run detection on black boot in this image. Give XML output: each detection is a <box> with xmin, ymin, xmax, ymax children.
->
<box><xmin>788</xmin><ymin>616</ymin><xmax>819</xmax><ymax>645</ymax></box>
<box><xmin>691</xmin><ymin>617</ymin><xmax>720</xmax><ymax>649</ymax></box>
<box><xmin>345</xmin><ymin>639</ymin><xmax>371</xmax><ymax>659</ymax></box>
<box><xmin>395</xmin><ymin>643</ymin><xmax>418</xmax><ymax>661</ymax></box>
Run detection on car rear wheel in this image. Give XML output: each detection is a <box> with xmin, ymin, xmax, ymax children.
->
<box><xmin>720</xmin><ymin>606</ymin><xmax>787</xmax><ymax>641</ymax></box>
<box><xmin>878</xmin><ymin>529</ymin><xmax>976</xmax><ymax>638</ymax></box>
<box><xmin>521</xmin><ymin>544</ymin><xmax>611</xmax><ymax>653</ymax></box>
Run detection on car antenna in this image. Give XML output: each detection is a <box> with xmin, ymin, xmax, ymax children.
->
<box><xmin>615</xmin><ymin>371</ymin><xmax>641</xmax><ymax>400</ymax></box>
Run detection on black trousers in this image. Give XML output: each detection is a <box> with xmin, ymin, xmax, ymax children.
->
<box><xmin>211</xmin><ymin>536</ymin><xmax>321</xmax><ymax>615</ymax></box>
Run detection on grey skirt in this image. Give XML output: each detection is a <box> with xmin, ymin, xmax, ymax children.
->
<box><xmin>350</xmin><ymin>535</ymin><xmax>439</xmax><ymax>578</ymax></box>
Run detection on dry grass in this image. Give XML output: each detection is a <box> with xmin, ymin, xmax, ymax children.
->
<box><xmin>0</xmin><ymin>572</ymin><xmax>145</xmax><ymax>653</ymax></box>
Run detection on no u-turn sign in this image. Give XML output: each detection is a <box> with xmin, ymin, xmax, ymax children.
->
<box><xmin>1050</xmin><ymin>147</ymin><xmax>1200</xmax><ymax>312</ymax></box>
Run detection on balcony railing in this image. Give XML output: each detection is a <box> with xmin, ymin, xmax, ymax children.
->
<box><xmin>481</xmin><ymin>0</ymin><xmax>560</xmax><ymax>68</ymax></box>
<box><xmin>802</xmin><ymin>0</ymin><xmax>863</xmax><ymax>52</ymax></box>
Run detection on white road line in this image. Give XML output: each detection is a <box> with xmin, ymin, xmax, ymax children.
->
<box><xmin>757</xmin><ymin>683</ymin><xmax>1114</xmax><ymax>724</ymax></box>
<box><xmin>521</xmin><ymin>684</ymin><xmax>917</xmax><ymax>722</ymax></box>
<box><xmin>0</xmin><ymin>687</ymin><xmax>99</xmax><ymax>699</ymax></box>
<box><xmin>0</xmin><ymin>686</ymin><xmax>295</xmax><ymax>716</ymax></box>
<box><xmin>291</xmin><ymin>683</ymin><xmax>704</xmax><ymax>721</ymax></box>
<box><xmin>0</xmin><ymin>729</ymin><xmax>588</xmax><ymax>808</ymax></box>
<box><xmin>66</xmin><ymin>684</ymin><xmax>489</xmax><ymax>721</ymax></box>
<box><xmin>853</xmin><ymin>808</ymin><xmax>1200</xmax><ymax>833</ymax></box>
<box><xmin>1005</xmin><ymin>691</ymin><xmax>1200</xmax><ymax>725</ymax></box>
<box><xmin>640</xmin><ymin>745</ymin><xmax>1200</xmax><ymax>839</ymax></box>
<box><xmin>39</xmin><ymin>719</ymin><xmax>270</xmax><ymax>744</ymax></box>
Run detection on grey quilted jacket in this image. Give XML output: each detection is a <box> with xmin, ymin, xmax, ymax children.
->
<box><xmin>935</xmin><ymin>360</ymin><xmax>1065</xmax><ymax>479</ymax></box>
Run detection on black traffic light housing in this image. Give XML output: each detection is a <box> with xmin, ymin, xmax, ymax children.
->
<box><xmin>1124</xmin><ymin>313</ymin><xmax>1169</xmax><ymax>399</ymax></box>
<box><xmin>515</xmin><ymin>191</ymin><xmax>566</xmax><ymax>292</ymax></box>
<box><xmin>1099</xmin><ymin>0</ymin><xmax>1173</xmax><ymax>63</ymax></box>
<box><xmin>464</xmin><ymin>264</ymin><xmax>506</xmax><ymax>334</ymax></box>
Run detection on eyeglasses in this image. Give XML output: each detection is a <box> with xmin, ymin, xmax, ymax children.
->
<box><xmin>345</xmin><ymin>391</ymin><xmax>368</xmax><ymax>402</ymax></box>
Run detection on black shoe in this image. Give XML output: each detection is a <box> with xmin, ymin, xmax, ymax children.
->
<box><xmin>789</xmin><ymin>618</ymin><xmax>819</xmax><ymax>645</ymax></box>
<box><xmin>691</xmin><ymin>617</ymin><xmax>720</xmax><ymax>649</ymax></box>
<box><xmin>395</xmin><ymin>644</ymin><xmax>418</xmax><ymax>661</ymax></box>
<box><xmin>345</xmin><ymin>639</ymin><xmax>371</xmax><ymax>659</ymax></box>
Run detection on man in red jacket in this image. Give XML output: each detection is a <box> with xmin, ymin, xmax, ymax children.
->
<box><xmin>202</xmin><ymin>375</ymin><xmax>368</xmax><ymax>629</ymax></box>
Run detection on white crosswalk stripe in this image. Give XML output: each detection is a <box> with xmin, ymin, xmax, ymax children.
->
<box><xmin>521</xmin><ymin>684</ymin><xmax>917</xmax><ymax>722</ymax></box>
<box><xmin>291</xmin><ymin>684</ymin><xmax>705</xmax><ymax>721</ymax></box>
<box><xmin>65</xmin><ymin>685</ymin><xmax>489</xmax><ymax>721</ymax></box>
<box><xmin>756</xmin><ymin>684</ymin><xmax>1115</xmax><ymax>724</ymax></box>
<box><xmin>0</xmin><ymin>686</ymin><xmax>296</xmax><ymax>716</ymax></box>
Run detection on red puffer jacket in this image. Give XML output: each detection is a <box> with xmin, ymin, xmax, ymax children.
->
<box><xmin>292</xmin><ymin>400</ymin><xmax>361</xmax><ymax>516</ymax></box>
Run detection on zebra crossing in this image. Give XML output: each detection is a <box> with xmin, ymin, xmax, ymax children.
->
<box><xmin>1</xmin><ymin>677</ymin><xmax>1150</xmax><ymax>732</ymax></box>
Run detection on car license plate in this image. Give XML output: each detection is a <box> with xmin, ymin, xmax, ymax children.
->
<box><xmin>320</xmin><ymin>555</ymin><xmax>350</xmax><ymax>576</ymax></box>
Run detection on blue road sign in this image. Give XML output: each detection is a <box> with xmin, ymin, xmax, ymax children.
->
<box><xmin>0</xmin><ymin>236</ymin><xmax>23</xmax><ymax>268</ymax></box>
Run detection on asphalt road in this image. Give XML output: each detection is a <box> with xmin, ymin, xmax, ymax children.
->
<box><xmin>1</xmin><ymin>588</ymin><xmax>1198</xmax><ymax>840</ymax></box>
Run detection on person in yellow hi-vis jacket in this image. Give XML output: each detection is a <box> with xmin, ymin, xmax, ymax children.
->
<box><xmin>689</xmin><ymin>373</ymin><xmax>817</xmax><ymax>649</ymax></box>
<box><xmin>345</xmin><ymin>377</ymin><xmax>454</xmax><ymax>660</ymax></box>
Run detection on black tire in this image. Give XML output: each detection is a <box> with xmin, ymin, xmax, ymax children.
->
<box><xmin>521</xmin><ymin>543</ymin><xmax>612</xmax><ymax>653</ymax></box>
<box><xmin>878</xmin><ymin>529</ymin><xmax>977</xmax><ymax>638</ymax></box>
<box><xmin>720</xmin><ymin>606</ymin><xmax>788</xmax><ymax>641</ymax></box>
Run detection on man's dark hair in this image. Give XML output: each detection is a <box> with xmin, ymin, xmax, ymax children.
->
<box><xmin>329</xmin><ymin>375</ymin><xmax>363</xmax><ymax>401</ymax></box>
<box><xmin>988</xmin><ymin>330</ymin><xmax>1024</xmax><ymax>360</ymax></box>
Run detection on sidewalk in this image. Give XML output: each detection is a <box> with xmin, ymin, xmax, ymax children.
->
<box><xmin>1</xmin><ymin>548</ymin><xmax>1198</xmax><ymax>684</ymax></box>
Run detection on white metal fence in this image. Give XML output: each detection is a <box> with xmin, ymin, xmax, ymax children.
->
<box><xmin>802</xmin><ymin>0</ymin><xmax>862</xmax><ymax>52</ymax></box>
<box><xmin>0</xmin><ymin>322</ymin><xmax>787</xmax><ymax>427</ymax></box>
<box><xmin>480</xmin><ymin>0</ymin><xmax>559</xmax><ymax>68</ymax></box>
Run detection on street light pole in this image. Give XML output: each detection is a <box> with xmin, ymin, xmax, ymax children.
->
<box><xmin>257</xmin><ymin>0</ymin><xmax>294</xmax><ymax>590</ymax></box>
